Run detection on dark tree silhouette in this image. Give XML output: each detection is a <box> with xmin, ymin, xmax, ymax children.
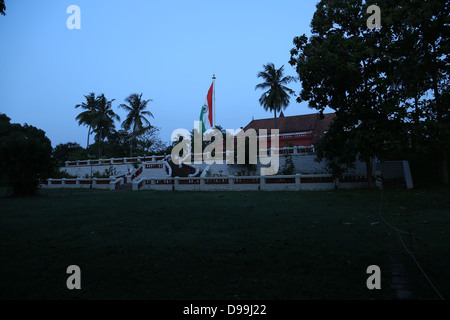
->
<box><xmin>0</xmin><ymin>0</ymin><xmax>6</xmax><ymax>16</ymax></box>
<box><xmin>119</xmin><ymin>93</ymin><xmax>154</xmax><ymax>156</ymax></box>
<box><xmin>255</xmin><ymin>63</ymin><xmax>296</xmax><ymax>129</ymax></box>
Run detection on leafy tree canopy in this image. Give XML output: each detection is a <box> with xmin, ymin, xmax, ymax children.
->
<box><xmin>52</xmin><ymin>142</ymin><xmax>85</xmax><ymax>167</ymax></box>
<box><xmin>289</xmin><ymin>0</ymin><xmax>448</xmax><ymax>184</ymax></box>
<box><xmin>0</xmin><ymin>114</ymin><xmax>53</xmax><ymax>196</ymax></box>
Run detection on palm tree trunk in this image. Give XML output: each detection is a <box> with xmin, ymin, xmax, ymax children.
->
<box><xmin>129</xmin><ymin>134</ymin><xmax>133</xmax><ymax>157</ymax></box>
<box><xmin>98</xmin><ymin>132</ymin><xmax>102</xmax><ymax>158</ymax></box>
<box><xmin>87</xmin><ymin>126</ymin><xmax>91</xmax><ymax>149</ymax></box>
<box><xmin>130</xmin><ymin>126</ymin><xmax>136</xmax><ymax>157</ymax></box>
<box><xmin>274</xmin><ymin>108</ymin><xmax>278</xmax><ymax>129</ymax></box>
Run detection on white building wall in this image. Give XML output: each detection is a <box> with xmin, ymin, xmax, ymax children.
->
<box><xmin>61</xmin><ymin>163</ymin><xmax>136</xmax><ymax>178</ymax></box>
<box><xmin>189</xmin><ymin>153</ymin><xmax>367</xmax><ymax>177</ymax></box>
<box><xmin>280</xmin><ymin>154</ymin><xmax>367</xmax><ymax>175</ymax></box>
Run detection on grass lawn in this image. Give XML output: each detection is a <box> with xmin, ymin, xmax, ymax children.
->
<box><xmin>0</xmin><ymin>187</ymin><xmax>449</xmax><ymax>300</ymax></box>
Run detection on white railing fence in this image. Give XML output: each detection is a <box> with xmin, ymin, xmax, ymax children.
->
<box><xmin>131</xmin><ymin>173</ymin><xmax>367</xmax><ymax>192</ymax></box>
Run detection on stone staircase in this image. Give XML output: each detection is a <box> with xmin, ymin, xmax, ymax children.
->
<box><xmin>111</xmin><ymin>162</ymin><xmax>169</xmax><ymax>191</ymax></box>
<box><xmin>137</xmin><ymin>165</ymin><xmax>169</xmax><ymax>179</ymax></box>
<box><xmin>113</xmin><ymin>160</ymin><xmax>182</xmax><ymax>191</ymax></box>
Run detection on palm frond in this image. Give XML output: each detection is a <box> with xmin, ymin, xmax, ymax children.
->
<box><xmin>118</xmin><ymin>103</ymin><xmax>133</xmax><ymax>112</ymax></box>
<box><xmin>142</xmin><ymin>110</ymin><xmax>154</xmax><ymax>118</ymax></box>
<box><xmin>255</xmin><ymin>82</ymin><xmax>271</xmax><ymax>90</ymax></box>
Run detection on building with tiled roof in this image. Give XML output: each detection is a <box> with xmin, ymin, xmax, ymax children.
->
<box><xmin>243</xmin><ymin>111</ymin><xmax>335</xmax><ymax>148</ymax></box>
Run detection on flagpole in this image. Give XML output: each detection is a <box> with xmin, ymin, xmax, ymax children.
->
<box><xmin>212</xmin><ymin>74</ymin><xmax>216</xmax><ymax>127</ymax></box>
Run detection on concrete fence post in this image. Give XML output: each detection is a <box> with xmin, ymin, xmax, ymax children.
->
<box><xmin>174</xmin><ymin>177</ymin><xmax>179</xmax><ymax>191</ymax></box>
<box><xmin>228</xmin><ymin>176</ymin><xmax>234</xmax><ymax>192</ymax></box>
<box><xmin>295</xmin><ymin>174</ymin><xmax>301</xmax><ymax>191</ymax></box>
<box><xmin>200</xmin><ymin>177</ymin><xmax>205</xmax><ymax>191</ymax></box>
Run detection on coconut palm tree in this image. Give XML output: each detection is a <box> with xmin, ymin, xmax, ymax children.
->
<box><xmin>91</xmin><ymin>94</ymin><xmax>119</xmax><ymax>157</ymax></box>
<box><xmin>75</xmin><ymin>93</ymin><xmax>97</xmax><ymax>148</ymax></box>
<box><xmin>119</xmin><ymin>93</ymin><xmax>154</xmax><ymax>156</ymax></box>
<box><xmin>255</xmin><ymin>63</ymin><xmax>296</xmax><ymax>129</ymax></box>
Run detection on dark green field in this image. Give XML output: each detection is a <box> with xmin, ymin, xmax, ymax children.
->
<box><xmin>0</xmin><ymin>187</ymin><xmax>449</xmax><ymax>300</ymax></box>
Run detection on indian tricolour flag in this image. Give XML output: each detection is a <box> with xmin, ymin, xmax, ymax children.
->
<box><xmin>199</xmin><ymin>81</ymin><xmax>214</xmax><ymax>133</ymax></box>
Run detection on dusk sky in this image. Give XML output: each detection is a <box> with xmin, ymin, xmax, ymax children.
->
<box><xmin>0</xmin><ymin>0</ymin><xmax>323</xmax><ymax>148</ymax></box>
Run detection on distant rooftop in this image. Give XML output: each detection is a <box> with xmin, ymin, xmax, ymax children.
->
<box><xmin>243</xmin><ymin>111</ymin><xmax>335</xmax><ymax>145</ymax></box>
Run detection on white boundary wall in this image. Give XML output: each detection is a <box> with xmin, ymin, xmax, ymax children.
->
<box><xmin>132</xmin><ymin>174</ymin><xmax>368</xmax><ymax>192</ymax></box>
<box><xmin>42</xmin><ymin>178</ymin><xmax>114</xmax><ymax>189</ymax></box>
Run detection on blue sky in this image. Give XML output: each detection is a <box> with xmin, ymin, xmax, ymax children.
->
<box><xmin>0</xmin><ymin>0</ymin><xmax>321</xmax><ymax>147</ymax></box>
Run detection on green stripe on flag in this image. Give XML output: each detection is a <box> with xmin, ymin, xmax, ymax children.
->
<box><xmin>199</xmin><ymin>108</ymin><xmax>206</xmax><ymax>133</ymax></box>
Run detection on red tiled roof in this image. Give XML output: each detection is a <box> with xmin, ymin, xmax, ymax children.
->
<box><xmin>243</xmin><ymin>112</ymin><xmax>335</xmax><ymax>145</ymax></box>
